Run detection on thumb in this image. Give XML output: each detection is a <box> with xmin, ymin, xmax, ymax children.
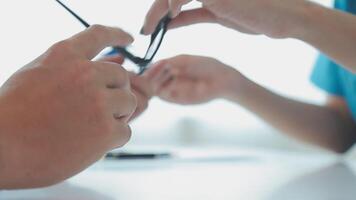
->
<box><xmin>168</xmin><ymin>0</ymin><xmax>193</xmax><ymax>18</ymax></box>
<box><xmin>168</xmin><ymin>8</ymin><xmax>217</xmax><ymax>29</ymax></box>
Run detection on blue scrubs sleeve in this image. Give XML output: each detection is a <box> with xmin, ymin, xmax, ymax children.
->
<box><xmin>310</xmin><ymin>54</ymin><xmax>344</xmax><ymax>96</ymax></box>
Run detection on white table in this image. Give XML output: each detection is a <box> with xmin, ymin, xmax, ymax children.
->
<box><xmin>1</xmin><ymin>147</ymin><xmax>355</xmax><ymax>200</ymax></box>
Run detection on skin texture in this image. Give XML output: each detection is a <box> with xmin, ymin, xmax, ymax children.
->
<box><xmin>147</xmin><ymin>55</ymin><xmax>356</xmax><ymax>153</ymax></box>
<box><xmin>142</xmin><ymin>0</ymin><xmax>356</xmax><ymax>72</ymax></box>
<box><xmin>146</xmin><ymin>55</ymin><xmax>237</xmax><ymax>105</ymax></box>
<box><xmin>0</xmin><ymin>25</ymin><xmax>141</xmax><ymax>189</ymax></box>
<box><xmin>98</xmin><ymin>55</ymin><xmax>153</xmax><ymax>121</ymax></box>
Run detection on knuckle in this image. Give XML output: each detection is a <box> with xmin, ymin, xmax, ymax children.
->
<box><xmin>51</xmin><ymin>40</ymin><xmax>71</xmax><ymax>50</ymax></box>
<box><xmin>104</xmin><ymin>64</ymin><xmax>129</xmax><ymax>86</ymax></box>
<box><xmin>89</xmin><ymin>24</ymin><xmax>107</xmax><ymax>34</ymax></box>
<box><xmin>48</xmin><ymin>40</ymin><xmax>74</xmax><ymax>57</ymax></box>
<box><xmin>170</xmin><ymin>89</ymin><xmax>179</xmax><ymax>99</ymax></box>
<box><xmin>87</xmin><ymin>24</ymin><xmax>108</xmax><ymax>44</ymax></box>
<box><xmin>176</xmin><ymin>54</ymin><xmax>189</xmax><ymax>60</ymax></box>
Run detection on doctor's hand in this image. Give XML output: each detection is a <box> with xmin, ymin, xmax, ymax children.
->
<box><xmin>146</xmin><ymin>55</ymin><xmax>242</xmax><ymax>105</ymax></box>
<box><xmin>0</xmin><ymin>25</ymin><xmax>136</xmax><ymax>189</ymax></box>
<box><xmin>142</xmin><ymin>0</ymin><xmax>310</xmax><ymax>38</ymax></box>
<box><xmin>98</xmin><ymin>55</ymin><xmax>154</xmax><ymax>120</ymax></box>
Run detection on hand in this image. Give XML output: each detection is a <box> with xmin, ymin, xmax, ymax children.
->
<box><xmin>0</xmin><ymin>25</ymin><xmax>136</xmax><ymax>189</ymax></box>
<box><xmin>142</xmin><ymin>0</ymin><xmax>309</xmax><ymax>38</ymax></box>
<box><xmin>146</xmin><ymin>55</ymin><xmax>241</xmax><ymax>105</ymax></box>
<box><xmin>98</xmin><ymin>55</ymin><xmax>154</xmax><ymax>120</ymax></box>
<box><xmin>129</xmin><ymin>73</ymin><xmax>154</xmax><ymax>120</ymax></box>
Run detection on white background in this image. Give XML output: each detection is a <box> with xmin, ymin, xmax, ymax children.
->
<box><xmin>0</xmin><ymin>0</ymin><xmax>335</xmax><ymax>152</ymax></box>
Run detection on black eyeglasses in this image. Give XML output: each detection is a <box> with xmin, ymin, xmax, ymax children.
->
<box><xmin>55</xmin><ymin>0</ymin><xmax>171</xmax><ymax>75</ymax></box>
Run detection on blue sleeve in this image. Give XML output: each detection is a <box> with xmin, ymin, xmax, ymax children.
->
<box><xmin>310</xmin><ymin>54</ymin><xmax>343</xmax><ymax>96</ymax></box>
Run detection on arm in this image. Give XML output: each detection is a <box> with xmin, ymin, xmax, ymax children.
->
<box><xmin>148</xmin><ymin>55</ymin><xmax>356</xmax><ymax>153</ymax></box>
<box><xmin>226</xmin><ymin>73</ymin><xmax>356</xmax><ymax>153</ymax></box>
<box><xmin>143</xmin><ymin>0</ymin><xmax>356</xmax><ymax>72</ymax></box>
<box><xmin>293</xmin><ymin>2</ymin><xmax>356</xmax><ymax>73</ymax></box>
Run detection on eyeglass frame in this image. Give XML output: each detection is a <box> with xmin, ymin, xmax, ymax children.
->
<box><xmin>54</xmin><ymin>0</ymin><xmax>171</xmax><ymax>75</ymax></box>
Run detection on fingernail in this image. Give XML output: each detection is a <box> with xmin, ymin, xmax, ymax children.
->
<box><xmin>128</xmin><ymin>35</ymin><xmax>135</xmax><ymax>43</ymax></box>
<box><xmin>140</xmin><ymin>27</ymin><xmax>145</xmax><ymax>35</ymax></box>
<box><xmin>127</xmin><ymin>35</ymin><xmax>135</xmax><ymax>46</ymax></box>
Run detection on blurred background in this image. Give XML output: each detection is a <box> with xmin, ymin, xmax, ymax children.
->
<box><xmin>1</xmin><ymin>0</ymin><xmax>351</xmax><ymax>155</ymax></box>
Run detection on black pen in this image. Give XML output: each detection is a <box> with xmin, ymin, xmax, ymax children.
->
<box><xmin>105</xmin><ymin>152</ymin><xmax>172</xmax><ymax>160</ymax></box>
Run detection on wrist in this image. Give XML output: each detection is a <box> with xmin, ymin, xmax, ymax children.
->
<box><xmin>219</xmin><ymin>67</ymin><xmax>250</xmax><ymax>102</ymax></box>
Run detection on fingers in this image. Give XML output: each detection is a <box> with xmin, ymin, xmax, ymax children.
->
<box><xmin>111</xmin><ymin>121</ymin><xmax>132</xmax><ymax>148</ymax></box>
<box><xmin>128</xmin><ymin>73</ymin><xmax>154</xmax><ymax>121</ymax></box>
<box><xmin>219</xmin><ymin>18</ymin><xmax>258</xmax><ymax>35</ymax></box>
<box><xmin>93</xmin><ymin>61</ymin><xmax>129</xmax><ymax>89</ymax></box>
<box><xmin>156</xmin><ymin>76</ymin><xmax>179</xmax><ymax>100</ymax></box>
<box><xmin>142</xmin><ymin>0</ymin><xmax>169</xmax><ymax>35</ymax></box>
<box><xmin>168</xmin><ymin>8</ymin><xmax>216</xmax><ymax>29</ymax></box>
<box><xmin>108</xmin><ymin>89</ymin><xmax>137</xmax><ymax>123</ymax></box>
<box><xmin>68</xmin><ymin>25</ymin><xmax>134</xmax><ymax>59</ymax></box>
<box><xmin>96</xmin><ymin>54</ymin><xmax>125</xmax><ymax>65</ymax></box>
<box><xmin>157</xmin><ymin>76</ymin><xmax>189</xmax><ymax>102</ymax></box>
<box><xmin>169</xmin><ymin>0</ymin><xmax>193</xmax><ymax>18</ymax></box>
<box><xmin>142</xmin><ymin>0</ymin><xmax>194</xmax><ymax>35</ymax></box>
<box><xmin>147</xmin><ymin>55</ymin><xmax>210</xmax><ymax>95</ymax></box>
<box><xmin>130</xmin><ymin>73</ymin><xmax>154</xmax><ymax>99</ymax></box>
<box><xmin>155</xmin><ymin>66</ymin><xmax>176</xmax><ymax>93</ymax></box>
<box><xmin>129</xmin><ymin>89</ymin><xmax>149</xmax><ymax>121</ymax></box>
<box><xmin>146</xmin><ymin>60</ymin><xmax>168</xmax><ymax>80</ymax></box>
<box><xmin>93</xmin><ymin>62</ymin><xmax>136</xmax><ymax>147</ymax></box>
<box><xmin>147</xmin><ymin>58</ymin><xmax>189</xmax><ymax>95</ymax></box>
<box><xmin>146</xmin><ymin>60</ymin><xmax>174</xmax><ymax>93</ymax></box>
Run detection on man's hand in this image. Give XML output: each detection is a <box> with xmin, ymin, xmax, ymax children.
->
<box><xmin>0</xmin><ymin>25</ymin><xmax>136</xmax><ymax>189</ymax></box>
<box><xmin>146</xmin><ymin>55</ymin><xmax>241</xmax><ymax>105</ymax></box>
<box><xmin>142</xmin><ymin>0</ymin><xmax>310</xmax><ymax>38</ymax></box>
<box><xmin>98</xmin><ymin>55</ymin><xmax>154</xmax><ymax>120</ymax></box>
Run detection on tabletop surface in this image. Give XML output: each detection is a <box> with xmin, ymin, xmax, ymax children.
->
<box><xmin>1</xmin><ymin>147</ymin><xmax>356</xmax><ymax>200</ymax></box>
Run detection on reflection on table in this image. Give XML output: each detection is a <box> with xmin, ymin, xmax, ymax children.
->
<box><xmin>268</xmin><ymin>163</ymin><xmax>356</xmax><ymax>200</ymax></box>
<box><xmin>1</xmin><ymin>147</ymin><xmax>354</xmax><ymax>200</ymax></box>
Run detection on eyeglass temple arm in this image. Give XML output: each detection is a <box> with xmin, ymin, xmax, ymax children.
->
<box><xmin>55</xmin><ymin>0</ymin><xmax>90</xmax><ymax>28</ymax></box>
<box><xmin>55</xmin><ymin>0</ymin><xmax>148</xmax><ymax>66</ymax></box>
<box><xmin>55</xmin><ymin>0</ymin><xmax>158</xmax><ymax>70</ymax></box>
